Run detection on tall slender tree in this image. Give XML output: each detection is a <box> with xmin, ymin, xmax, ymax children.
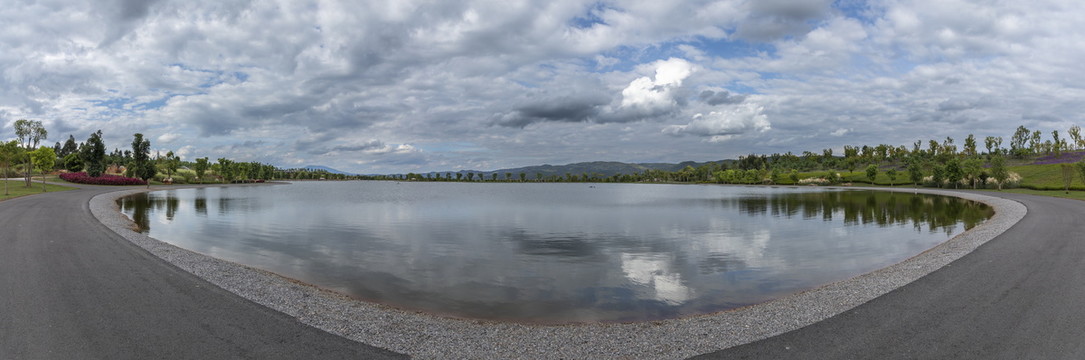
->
<box><xmin>984</xmin><ymin>136</ymin><xmax>1001</xmax><ymax>156</ymax></box>
<box><xmin>217</xmin><ymin>158</ymin><xmax>234</xmax><ymax>183</ymax></box>
<box><xmin>83</xmin><ymin>130</ymin><xmax>106</xmax><ymax>177</ymax></box>
<box><xmin>1010</xmin><ymin>125</ymin><xmax>1030</xmax><ymax>156</ymax></box>
<box><xmin>990</xmin><ymin>155</ymin><xmax>1009</xmax><ymax>191</ymax></box>
<box><xmin>194</xmin><ymin>157</ymin><xmax>209</xmax><ymax>181</ymax></box>
<box><xmin>160</xmin><ymin>150</ymin><xmax>179</xmax><ymax>182</ymax></box>
<box><xmin>131</xmin><ymin>133</ymin><xmax>155</xmax><ymax>188</ymax></box>
<box><xmin>963</xmin><ymin>134</ymin><xmax>977</xmax><ymax>157</ymax></box>
<box><xmin>1061</xmin><ymin>164</ymin><xmax>1074</xmax><ymax>194</ymax></box>
<box><xmin>30</xmin><ymin>146</ymin><xmax>55</xmax><ymax>192</ymax></box>
<box><xmin>908</xmin><ymin>160</ymin><xmax>924</xmax><ymax>190</ymax></box>
<box><xmin>1070</xmin><ymin>125</ymin><xmax>1083</xmax><ymax>150</ymax></box>
<box><xmin>0</xmin><ymin>141</ymin><xmax>21</xmax><ymax>195</ymax></box>
<box><xmin>1076</xmin><ymin>160</ymin><xmax>1085</xmax><ymax>190</ymax></box>
<box><xmin>14</xmin><ymin>119</ymin><xmax>47</xmax><ymax>187</ymax></box>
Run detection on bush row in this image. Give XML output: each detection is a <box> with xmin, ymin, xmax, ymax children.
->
<box><xmin>59</xmin><ymin>172</ymin><xmax>147</xmax><ymax>186</ymax></box>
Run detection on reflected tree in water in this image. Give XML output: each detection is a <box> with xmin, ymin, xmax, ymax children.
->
<box><xmin>731</xmin><ymin>191</ymin><xmax>992</xmax><ymax>236</ymax></box>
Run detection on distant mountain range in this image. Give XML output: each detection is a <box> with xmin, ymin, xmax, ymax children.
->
<box><xmin>301</xmin><ymin>165</ymin><xmax>358</xmax><ymax>175</ymax></box>
<box><xmin>298</xmin><ymin>160</ymin><xmax>736</xmax><ymax>178</ymax></box>
<box><xmin>417</xmin><ymin>160</ymin><xmax>733</xmax><ymax>178</ymax></box>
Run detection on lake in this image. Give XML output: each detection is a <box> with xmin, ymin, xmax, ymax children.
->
<box><xmin>119</xmin><ymin>182</ymin><xmax>992</xmax><ymax>323</ymax></box>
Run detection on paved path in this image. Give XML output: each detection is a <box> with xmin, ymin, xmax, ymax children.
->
<box><xmin>694</xmin><ymin>191</ymin><xmax>1085</xmax><ymax>359</ymax></box>
<box><xmin>0</xmin><ymin>185</ymin><xmax>405</xmax><ymax>359</ymax></box>
<box><xmin>4</xmin><ymin>184</ymin><xmax>1081</xmax><ymax>359</ymax></box>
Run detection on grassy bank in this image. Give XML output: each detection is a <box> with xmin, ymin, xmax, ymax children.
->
<box><xmin>0</xmin><ymin>180</ymin><xmax>75</xmax><ymax>201</ymax></box>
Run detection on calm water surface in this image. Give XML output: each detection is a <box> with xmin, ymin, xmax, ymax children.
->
<box><xmin>119</xmin><ymin>182</ymin><xmax>992</xmax><ymax>323</ymax></box>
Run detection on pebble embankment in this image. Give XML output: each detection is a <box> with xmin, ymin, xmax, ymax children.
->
<box><xmin>90</xmin><ymin>187</ymin><xmax>1024</xmax><ymax>359</ymax></box>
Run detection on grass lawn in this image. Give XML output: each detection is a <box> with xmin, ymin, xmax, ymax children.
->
<box><xmin>985</xmin><ymin>188</ymin><xmax>1085</xmax><ymax>201</ymax></box>
<box><xmin>1008</xmin><ymin>163</ymin><xmax>1085</xmax><ymax>191</ymax></box>
<box><xmin>0</xmin><ymin>180</ymin><xmax>75</xmax><ymax>201</ymax></box>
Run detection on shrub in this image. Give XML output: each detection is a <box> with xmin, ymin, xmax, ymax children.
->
<box><xmin>985</xmin><ymin>172</ymin><xmax>1021</xmax><ymax>189</ymax></box>
<box><xmin>799</xmin><ymin>177</ymin><xmax>831</xmax><ymax>186</ymax></box>
<box><xmin>59</xmin><ymin>172</ymin><xmax>147</xmax><ymax>186</ymax></box>
<box><xmin>175</xmin><ymin>169</ymin><xmax>197</xmax><ymax>183</ymax></box>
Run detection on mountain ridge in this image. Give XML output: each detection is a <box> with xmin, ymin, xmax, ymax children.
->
<box><xmin>300</xmin><ymin>165</ymin><xmax>358</xmax><ymax>175</ymax></box>
<box><xmin>414</xmin><ymin>160</ymin><xmax>733</xmax><ymax>179</ymax></box>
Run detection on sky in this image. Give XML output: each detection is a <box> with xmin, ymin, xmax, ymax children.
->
<box><xmin>3</xmin><ymin>0</ymin><xmax>1084</xmax><ymax>174</ymax></box>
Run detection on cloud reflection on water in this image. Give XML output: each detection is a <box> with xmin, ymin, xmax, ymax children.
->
<box><xmin>119</xmin><ymin>183</ymin><xmax>992</xmax><ymax>323</ymax></box>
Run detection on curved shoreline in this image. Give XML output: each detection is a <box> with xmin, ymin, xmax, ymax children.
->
<box><xmin>90</xmin><ymin>186</ymin><xmax>1025</xmax><ymax>359</ymax></box>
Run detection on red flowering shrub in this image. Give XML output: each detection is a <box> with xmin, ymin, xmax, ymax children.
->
<box><xmin>59</xmin><ymin>172</ymin><xmax>147</xmax><ymax>186</ymax></box>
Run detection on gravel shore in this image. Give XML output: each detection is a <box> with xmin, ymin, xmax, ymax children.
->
<box><xmin>90</xmin><ymin>186</ymin><xmax>1024</xmax><ymax>359</ymax></box>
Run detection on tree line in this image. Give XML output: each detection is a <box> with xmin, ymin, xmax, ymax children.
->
<box><xmin>377</xmin><ymin>124</ymin><xmax>1085</xmax><ymax>191</ymax></box>
<box><xmin>2</xmin><ymin>119</ymin><xmax>348</xmax><ymax>190</ymax></box>
<box><xmin>7</xmin><ymin>119</ymin><xmax>1085</xmax><ymax>191</ymax></box>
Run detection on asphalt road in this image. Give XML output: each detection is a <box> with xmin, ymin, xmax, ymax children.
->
<box><xmin>0</xmin><ymin>185</ymin><xmax>406</xmax><ymax>359</ymax></box>
<box><xmin>4</xmin><ymin>184</ymin><xmax>1082</xmax><ymax>359</ymax></box>
<box><xmin>694</xmin><ymin>191</ymin><xmax>1085</xmax><ymax>359</ymax></box>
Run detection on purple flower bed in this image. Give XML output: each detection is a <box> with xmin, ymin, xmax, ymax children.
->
<box><xmin>1032</xmin><ymin>151</ymin><xmax>1085</xmax><ymax>165</ymax></box>
<box><xmin>59</xmin><ymin>172</ymin><xmax>147</xmax><ymax>186</ymax></box>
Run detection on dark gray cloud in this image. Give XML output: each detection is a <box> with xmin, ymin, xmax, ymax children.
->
<box><xmin>100</xmin><ymin>0</ymin><xmax>162</xmax><ymax>46</ymax></box>
<box><xmin>699</xmin><ymin>90</ymin><xmax>747</xmax><ymax>106</ymax></box>
<box><xmin>936</xmin><ymin>99</ymin><xmax>975</xmax><ymax>112</ymax></box>
<box><xmin>493</xmin><ymin>93</ymin><xmax>611</xmax><ymax>128</ymax></box>
<box><xmin>734</xmin><ymin>0</ymin><xmax>834</xmax><ymax>41</ymax></box>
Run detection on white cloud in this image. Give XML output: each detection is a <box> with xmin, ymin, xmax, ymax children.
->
<box><xmin>2</xmin><ymin>0</ymin><xmax>1085</xmax><ymax>173</ymax></box>
<box><xmin>663</xmin><ymin>103</ymin><xmax>771</xmax><ymax>141</ymax></box>
<box><xmin>157</xmin><ymin>133</ymin><xmax>180</xmax><ymax>143</ymax></box>
<box><xmin>616</xmin><ymin>57</ymin><xmax>695</xmax><ymax>117</ymax></box>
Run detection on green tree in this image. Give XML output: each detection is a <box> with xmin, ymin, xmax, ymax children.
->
<box><xmin>131</xmin><ymin>134</ymin><xmax>156</xmax><ymax>188</ymax></box>
<box><xmin>216</xmin><ymin>158</ymin><xmax>234</xmax><ymax>183</ymax></box>
<box><xmin>1076</xmin><ymin>160</ymin><xmax>1085</xmax><ymax>190</ymax></box>
<box><xmin>63</xmin><ymin>153</ymin><xmax>83</xmax><ymax>172</ymax></box>
<box><xmin>984</xmin><ymin>136</ymin><xmax>1001</xmax><ymax>156</ymax></box>
<box><xmin>237</xmin><ymin>161</ymin><xmax>252</xmax><ymax>181</ymax></box>
<box><xmin>963</xmin><ymin>134</ymin><xmax>977</xmax><ymax>156</ymax></box>
<box><xmin>1070</xmin><ymin>125</ymin><xmax>1084</xmax><ymax>150</ymax></box>
<box><xmin>82</xmin><ymin>130</ymin><xmax>106</xmax><ymax>177</ymax></box>
<box><xmin>990</xmin><ymin>155</ymin><xmax>1008</xmax><ymax>190</ymax></box>
<box><xmin>1029</xmin><ymin>130</ymin><xmax>1042</xmax><ymax>154</ymax></box>
<box><xmin>30</xmin><ymin>146</ymin><xmax>56</xmax><ymax>192</ymax></box>
<box><xmin>931</xmin><ymin>164</ymin><xmax>946</xmax><ymax>188</ymax></box>
<box><xmin>194</xmin><ymin>157</ymin><xmax>209</xmax><ymax>181</ymax></box>
<box><xmin>14</xmin><ymin>119</ymin><xmax>47</xmax><ymax>187</ymax></box>
<box><xmin>845</xmin><ymin>157</ymin><xmax>859</xmax><ymax>175</ymax></box>
<box><xmin>58</xmin><ymin>135</ymin><xmax>79</xmax><ymax>159</ymax></box>
<box><xmin>519</xmin><ymin>172</ymin><xmax>526</xmax><ymax>182</ymax></box>
<box><xmin>1010</xmin><ymin>125</ymin><xmax>1030</xmax><ymax>157</ymax></box>
<box><xmin>944</xmin><ymin>158</ymin><xmax>962</xmax><ymax>189</ymax></box>
<box><xmin>491</xmin><ymin>173</ymin><xmax>498</xmax><ymax>181</ymax></box>
<box><xmin>865</xmin><ymin>164</ymin><xmax>878</xmax><ymax>184</ymax></box>
<box><xmin>942</xmin><ymin>136</ymin><xmax>957</xmax><ymax>157</ymax></box>
<box><xmin>961</xmin><ymin>157</ymin><xmax>983</xmax><ymax>189</ymax></box>
<box><xmin>159</xmin><ymin>150</ymin><xmax>179</xmax><ymax>182</ymax></box>
<box><xmin>789</xmin><ymin>169</ymin><xmax>799</xmax><ymax>184</ymax></box>
<box><xmin>0</xmin><ymin>141</ymin><xmax>21</xmax><ymax>195</ymax></box>
<box><xmin>1052</xmin><ymin>130</ymin><xmax>1063</xmax><ymax>156</ymax></box>
<box><xmin>886</xmin><ymin>168</ymin><xmax>898</xmax><ymax>186</ymax></box>
<box><xmin>908</xmin><ymin>160</ymin><xmax>924</xmax><ymax>189</ymax></box>
<box><xmin>1061</xmin><ymin>164</ymin><xmax>1075</xmax><ymax>194</ymax></box>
